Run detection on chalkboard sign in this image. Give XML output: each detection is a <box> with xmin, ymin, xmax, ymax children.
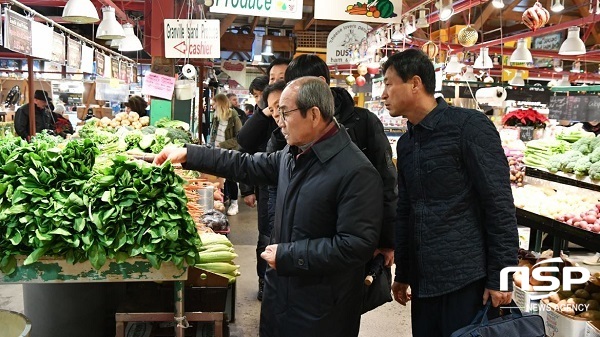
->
<box><xmin>549</xmin><ymin>95</ymin><xmax>600</xmax><ymax>121</ymax></box>
<box><xmin>567</xmin><ymin>96</ymin><xmax>585</xmax><ymax>120</ymax></box>
<box><xmin>549</xmin><ymin>96</ymin><xmax>567</xmax><ymax>119</ymax></box>
<box><xmin>588</xmin><ymin>96</ymin><xmax>600</xmax><ymax>121</ymax></box>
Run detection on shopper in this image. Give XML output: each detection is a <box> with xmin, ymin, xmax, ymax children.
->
<box><xmin>284</xmin><ymin>54</ymin><xmax>397</xmax><ymax>267</ymax></box>
<box><xmin>209</xmin><ymin>93</ymin><xmax>242</xmax><ymax>216</ymax></box>
<box><xmin>154</xmin><ymin>77</ymin><xmax>383</xmax><ymax>337</ymax></box>
<box><xmin>267</xmin><ymin>58</ymin><xmax>291</xmax><ymax>84</ymax></box>
<box><xmin>126</xmin><ymin>95</ymin><xmax>148</xmax><ymax>117</ymax></box>
<box><xmin>52</xmin><ymin>103</ymin><xmax>74</xmax><ymax>138</ymax></box>
<box><xmin>244</xmin><ymin>103</ymin><xmax>254</xmax><ymax>118</ymax></box>
<box><xmin>382</xmin><ymin>49</ymin><xmax>518</xmax><ymax>337</ymax></box>
<box><xmin>227</xmin><ymin>93</ymin><xmax>247</xmax><ymax>125</ymax></box>
<box><xmin>14</xmin><ymin>90</ymin><xmax>54</xmax><ymax>140</ymax></box>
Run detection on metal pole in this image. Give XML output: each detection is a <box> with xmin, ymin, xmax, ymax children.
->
<box><xmin>9</xmin><ymin>0</ymin><xmax>136</xmax><ymax>64</ymax></box>
<box><xmin>198</xmin><ymin>65</ymin><xmax>205</xmax><ymax>143</ymax></box>
<box><xmin>174</xmin><ymin>281</ymin><xmax>186</xmax><ymax>337</ymax></box>
<box><xmin>27</xmin><ymin>56</ymin><xmax>35</xmax><ymax>139</ymax></box>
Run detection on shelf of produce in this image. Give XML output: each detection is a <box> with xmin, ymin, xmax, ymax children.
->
<box><xmin>0</xmin><ymin>256</ymin><xmax>187</xmax><ymax>283</ymax></box>
<box><xmin>516</xmin><ymin>208</ymin><xmax>600</xmax><ymax>252</ymax></box>
<box><xmin>526</xmin><ymin>167</ymin><xmax>600</xmax><ymax>192</ymax></box>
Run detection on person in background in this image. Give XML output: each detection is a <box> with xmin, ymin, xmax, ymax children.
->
<box><xmin>284</xmin><ymin>54</ymin><xmax>398</xmax><ymax>269</ymax></box>
<box><xmin>244</xmin><ymin>103</ymin><xmax>254</xmax><ymax>118</ymax></box>
<box><xmin>52</xmin><ymin>103</ymin><xmax>74</xmax><ymax>138</ymax></box>
<box><xmin>382</xmin><ymin>49</ymin><xmax>518</xmax><ymax>337</ymax></box>
<box><xmin>209</xmin><ymin>93</ymin><xmax>242</xmax><ymax>216</ymax></box>
<box><xmin>237</xmin><ymin>65</ymin><xmax>288</xmax><ymax>300</ymax></box>
<box><xmin>227</xmin><ymin>93</ymin><xmax>247</xmax><ymax>125</ymax></box>
<box><xmin>154</xmin><ymin>77</ymin><xmax>383</xmax><ymax>337</ymax></box>
<box><xmin>126</xmin><ymin>95</ymin><xmax>148</xmax><ymax>117</ymax></box>
<box><xmin>14</xmin><ymin>90</ymin><xmax>54</xmax><ymax>140</ymax></box>
<box><xmin>267</xmin><ymin>58</ymin><xmax>291</xmax><ymax>84</ymax></box>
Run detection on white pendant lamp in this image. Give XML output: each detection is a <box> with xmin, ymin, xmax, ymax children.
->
<box><xmin>558</xmin><ymin>74</ymin><xmax>571</xmax><ymax>86</ymax></box>
<box><xmin>492</xmin><ymin>0</ymin><xmax>505</xmax><ymax>9</ymax></box>
<box><xmin>110</xmin><ymin>39</ymin><xmax>121</xmax><ymax>49</ymax></box>
<box><xmin>403</xmin><ymin>15</ymin><xmax>417</xmax><ymax>36</ymax></box>
<box><xmin>62</xmin><ymin>0</ymin><xmax>99</xmax><ymax>24</ymax></box>
<box><xmin>551</xmin><ymin>0</ymin><xmax>564</xmax><ymax>12</ymax></box>
<box><xmin>510</xmin><ymin>38</ymin><xmax>533</xmax><ymax>64</ymax></box>
<box><xmin>559</xmin><ymin>27</ymin><xmax>586</xmax><ymax>55</ymax></box>
<box><xmin>96</xmin><ymin>7</ymin><xmax>125</xmax><ymax>40</ymax></box>
<box><xmin>118</xmin><ymin>23</ymin><xmax>143</xmax><ymax>52</ymax></box>
<box><xmin>438</xmin><ymin>0</ymin><xmax>454</xmax><ymax>21</ymax></box>
<box><xmin>262</xmin><ymin>39</ymin><xmax>274</xmax><ymax>56</ymax></box>
<box><xmin>445</xmin><ymin>55</ymin><xmax>464</xmax><ymax>74</ymax></box>
<box><xmin>553</xmin><ymin>58</ymin><xmax>563</xmax><ymax>72</ymax></box>
<box><xmin>462</xmin><ymin>66</ymin><xmax>477</xmax><ymax>81</ymax></box>
<box><xmin>509</xmin><ymin>70</ymin><xmax>525</xmax><ymax>86</ymax></box>
<box><xmin>416</xmin><ymin>9</ymin><xmax>429</xmax><ymax>28</ymax></box>
<box><xmin>474</xmin><ymin>47</ymin><xmax>494</xmax><ymax>69</ymax></box>
<box><xmin>391</xmin><ymin>24</ymin><xmax>404</xmax><ymax>41</ymax></box>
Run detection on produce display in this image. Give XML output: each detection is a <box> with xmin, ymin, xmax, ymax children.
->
<box><xmin>522</xmin><ymin>138</ymin><xmax>571</xmax><ymax>169</ymax></box>
<box><xmin>0</xmin><ymin>132</ymin><xmax>201</xmax><ymax>275</ymax></box>
<box><xmin>555</xmin><ymin>203</ymin><xmax>600</xmax><ymax>234</ymax></box>
<box><xmin>94</xmin><ymin>112</ymin><xmax>150</xmax><ymax>131</ymax></box>
<box><xmin>512</xmin><ymin>184</ymin><xmax>600</xmax><ymax>221</ymax></box>
<box><xmin>196</xmin><ymin>232</ymin><xmax>240</xmax><ymax>284</ymax></box>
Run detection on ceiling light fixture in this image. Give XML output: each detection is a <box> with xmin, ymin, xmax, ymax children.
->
<box><xmin>462</xmin><ymin>66</ymin><xmax>477</xmax><ymax>81</ymax></box>
<box><xmin>118</xmin><ymin>23</ymin><xmax>143</xmax><ymax>52</ymax></box>
<box><xmin>510</xmin><ymin>38</ymin><xmax>533</xmax><ymax>64</ymax></box>
<box><xmin>437</xmin><ymin>0</ymin><xmax>454</xmax><ymax>21</ymax></box>
<box><xmin>509</xmin><ymin>70</ymin><xmax>525</xmax><ymax>86</ymax></box>
<box><xmin>403</xmin><ymin>15</ymin><xmax>417</xmax><ymax>36</ymax></box>
<box><xmin>553</xmin><ymin>58</ymin><xmax>563</xmax><ymax>72</ymax></box>
<box><xmin>557</xmin><ymin>74</ymin><xmax>571</xmax><ymax>86</ymax></box>
<box><xmin>416</xmin><ymin>9</ymin><xmax>429</xmax><ymax>28</ymax></box>
<box><xmin>391</xmin><ymin>24</ymin><xmax>404</xmax><ymax>41</ymax></box>
<box><xmin>262</xmin><ymin>39</ymin><xmax>274</xmax><ymax>56</ymax></box>
<box><xmin>445</xmin><ymin>55</ymin><xmax>464</xmax><ymax>74</ymax></box>
<box><xmin>559</xmin><ymin>26</ymin><xmax>586</xmax><ymax>55</ymax></box>
<box><xmin>474</xmin><ymin>47</ymin><xmax>494</xmax><ymax>69</ymax></box>
<box><xmin>96</xmin><ymin>7</ymin><xmax>125</xmax><ymax>40</ymax></box>
<box><xmin>62</xmin><ymin>0</ymin><xmax>99</xmax><ymax>24</ymax></box>
<box><xmin>550</xmin><ymin>0</ymin><xmax>564</xmax><ymax>12</ymax></box>
<box><xmin>492</xmin><ymin>0</ymin><xmax>505</xmax><ymax>9</ymax></box>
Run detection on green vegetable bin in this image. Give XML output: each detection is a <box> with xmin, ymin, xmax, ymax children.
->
<box><xmin>0</xmin><ymin>310</ymin><xmax>31</xmax><ymax>337</ymax></box>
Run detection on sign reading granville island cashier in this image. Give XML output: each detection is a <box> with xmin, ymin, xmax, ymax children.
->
<box><xmin>210</xmin><ymin>0</ymin><xmax>302</xmax><ymax>20</ymax></box>
<box><xmin>326</xmin><ymin>22</ymin><xmax>370</xmax><ymax>65</ymax></box>
<box><xmin>164</xmin><ymin>19</ymin><xmax>220</xmax><ymax>59</ymax></box>
<box><xmin>315</xmin><ymin>0</ymin><xmax>401</xmax><ymax>23</ymax></box>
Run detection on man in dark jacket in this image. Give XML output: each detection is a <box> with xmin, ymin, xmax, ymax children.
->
<box><xmin>284</xmin><ymin>54</ymin><xmax>398</xmax><ymax>267</ymax></box>
<box><xmin>227</xmin><ymin>93</ymin><xmax>247</xmax><ymax>125</ymax></box>
<box><xmin>14</xmin><ymin>90</ymin><xmax>54</xmax><ymax>140</ymax></box>
<box><xmin>382</xmin><ymin>49</ymin><xmax>518</xmax><ymax>337</ymax></box>
<box><xmin>155</xmin><ymin>77</ymin><xmax>383</xmax><ymax>337</ymax></box>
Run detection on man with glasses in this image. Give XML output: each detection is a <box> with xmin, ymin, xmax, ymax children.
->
<box><xmin>154</xmin><ymin>77</ymin><xmax>383</xmax><ymax>337</ymax></box>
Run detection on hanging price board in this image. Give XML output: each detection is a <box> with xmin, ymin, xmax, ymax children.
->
<box><xmin>95</xmin><ymin>50</ymin><xmax>105</xmax><ymax>77</ymax></box>
<box><xmin>51</xmin><ymin>32</ymin><xmax>66</xmax><ymax>65</ymax></box>
<box><xmin>67</xmin><ymin>38</ymin><xmax>82</xmax><ymax>69</ymax></box>
<box><xmin>5</xmin><ymin>10</ymin><xmax>32</xmax><ymax>55</ymax></box>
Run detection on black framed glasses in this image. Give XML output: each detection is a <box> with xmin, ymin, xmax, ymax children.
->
<box><xmin>278</xmin><ymin>108</ymin><xmax>300</xmax><ymax>122</ymax></box>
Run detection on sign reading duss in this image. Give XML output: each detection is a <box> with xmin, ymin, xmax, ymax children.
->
<box><xmin>210</xmin><ymin>0</ymin><xmax>302</xmax><ymax>19</ymax></box>
<box><xmin>5</xmin><ymin>10</ymin><xmax>32</xmax><ymax>56</ymax></box>
<box><xmin>315</xmin><ymin>0</ymin><xmax>401</xmax><ymax>23</ymax></box>
<box><xmin>164</xmin><ymin>20</ymin><xmax>220</xmax><ymax>59</ymax></box>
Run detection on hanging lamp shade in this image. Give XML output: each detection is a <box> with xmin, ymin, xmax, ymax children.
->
<box><xmin>461</xmin><ymin>66</ymin><xmax>477</xmax><ymax>82</ymax></box>
<box><xmin>492</xmin><ymin>0</ymin><xmax>505</xmax><ymax>9</ymax></box>
<box><xmin>421</xmin><ymin>41</ymin><xmax>439</xmax><ymax>59</ymax></box>
<box><xmin>110</xmin><ymin>39</ymin><xmax>121</xmax><ymax>49</ymax></box>
<box><xmin>509</xmin><ymin>70</ymin><xmax>525</xmax><ymax>86</ymax></box>
<box><xmin>118</xmin><ymin>23</ymin><xmax>143</xmax><ymax>52</ymax></box>
<box><xmin>262</xmin><ymin>39</ymin><xmax>274</xmax><ymax>56</ymax></box>
<box><xmin>457</xmin><ymin>26</ymin><xmax>478</xmax><ymax>47</ymax></box>
<box><xmin>62</xmin><ymin>0</ymin><xmax>99</xmax><ymax>24</ymax></box>
<box><xmin>445</xmin><ymin>55</ymin><xmax>464</xmax><ymax>74</ymax></box>
<box><xmin>510</xmin><ymin>38</ymin><xmax>533</xmax><ymax>64</ymax></box>
<box><xmin>96</xmin><ymin>7</ymin><xmax>125</xmax><ymax>40</ymax></box>
<box><xmin>416</xmin><ymin>9</ymin><xmax>429</xmax><ymax>28</ymax></box>
<box><xmin>438</xmin><ymin>0</ymin><xmax>454</xmax><ymax>21</ymax></box>
<box><xmin>551</xmin><ymin>0</ymin><xmax>564</xmax><ymax>12</ymax></box>
<box><xmin>557</xmin><ymin>74</ymin><xmax>571</xmax><ymax>86</ymax></box>
<box><xmin>553</xmin><ymin>58</ymin><xmax>563</xmax><ymax>72</ymax></box>
<box><xmin>559</xmin><ymin>27</ymin><xmax>586</xmax><ymax>55</ymax></box>
<box><xmin>474</xmin><ymin>47</ymin><xmax>494</xmax><ymax>69</ymax></box>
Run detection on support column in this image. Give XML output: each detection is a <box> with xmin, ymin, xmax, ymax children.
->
<box><xmin>27</xmin><ymin>56</ymin><xmax>35</xmax><ymax>138</ymax></box>
<box><xmin>145</xmin><ymin>0</ymin><xmax>175</xmax><ymax>58</ymax></box>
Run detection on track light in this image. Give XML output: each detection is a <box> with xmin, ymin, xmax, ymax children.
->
<box><xmin>437</xmin><ymin>0</ymin><xmax>454</xmax><ymax>21</ymax></box>
<box><xmin>492</xmin><ymin>0</ymin><xmax>505</xmax><ymax>9</ymax></box>
<box><xmin>551</xmin><ymin>0</ymin><xmax>564</xmax><ymax>12</ymax></box>
<box><xmin>416</xmin><ymin>9</ymin><xmax>429</xmax><ymax>28</ymax></box>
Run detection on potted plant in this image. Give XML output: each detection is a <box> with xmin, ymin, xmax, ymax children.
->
<box><xmin>501</xmin><ymin>108</ymin><xmax>548</xmax><ymax>141</ymax></box>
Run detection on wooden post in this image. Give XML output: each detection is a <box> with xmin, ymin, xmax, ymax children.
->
<box><xmin>27</xmin><ymin>57</ymin><xmax>35</xmax><ymax>138</ymax></box>
<box><xmin>198</xmin><ymin>65</ymin><xmax>204</xmax><ymax>143</ymax></box>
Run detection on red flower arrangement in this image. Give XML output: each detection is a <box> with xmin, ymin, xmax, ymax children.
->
<box><xmin>501</xmin><ymin>108</ymin><xmax>548</xmax><ymax>128</ymax></box>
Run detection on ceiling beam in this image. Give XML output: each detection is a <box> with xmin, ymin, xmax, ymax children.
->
<box><xmin>304</xmin><ymin>14</ymin><xmax>316</xmax><ymax>31</ymax></box>
<box><xmin>220</xmin><ymin>14</ymin><xmax>238</xmax><ymax>37</ymax></box>
<box><xmin>472</xmin><ymin>3</ymin><xmax>497</xmax><ymax>30</ymax></box>
<box><xmin>570</xmin><ymin>0</ymin><xmax>599</xmax><ymax>44</ymax></box>
<box><xmin>500</xmin><ymin>12</ymin><xmax>581</xmax><ymax>25</ymax></box>
<box><xmin>427</xmin><ymin>0</ymin><xmax>488</xmax><ymax>24</ymax></box>
<box><xmin>250</xmin><ymin>16</ymin><xmax>259</xmax><ymax>33</ymax></box>
<box><xmin>96</xmin><ymin>0</ymin><xmax>133</xmax><ymax>24</ymax></box>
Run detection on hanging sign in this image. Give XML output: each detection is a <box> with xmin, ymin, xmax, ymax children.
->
<box><xmin>81</xmin><ymin>45</ymin><xmax>94</xmax><ymax>74</ymax></box>
<box><xmin>119</xmin><ymin>61</ymin><xmax>128</xmax><ymax>82</ymax></box>
<box><xmin>326</xmin><ymin>22</ymin><xmax>370</xmax><ymax>65</ymax></box>
<box><xmin>141</xmin><ymin>71</ymin><xmax>176</xmax><ymax>100</ymax></box>
<box><xmin>315</xmin><ymin>0</ymin><xmax>401</xmax><ymax>23</ymax></box>
<box><xmin>67</xmin><ymin>38</ymin><xmax>82</xmax><ymax>69</ymax></box>
<box><xmin>51</xmin><ymin>32</ymin><xmax>66</xmax><ymax>65</ymax></box>
<box><xmin>95</xmin><ymin>51</ymin><xmax>105</xmax><ymax>77</ymax></box>
<box><xmin>111</xmin><ymin>58</ymin><xmax>119</xmax><ymax>79</ymax></box>
<box><xmin>532</xmin><ymin>32</ymin><xmax>563</xmax><ymax>51</ymax></box>
<box><xmin>5</xmin><ymin>10</ymin><xmax>32</xmax><ymax>55</ymax></box>
<box><xmin>164</xmin><ymin>19</ymin><xmax>220</xmax><ymax>58</ymax></box>
<box><xmin>210</xmin><ymin>0</ymin><xmax>302</xmax><ymax>19</ymax></box>
<box><xmin>31</xmin><ymin>21</ymin><xmax>53</xmax><ymax>60</ymax></box>
<box><xmin>132</xmin><ymin>65</ymin><xmax>138</xmax><ymax>84</ymax></box>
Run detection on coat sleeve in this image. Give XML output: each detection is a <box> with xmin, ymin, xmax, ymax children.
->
<box><xmin>461</xmin><ymin>113</ymin><xmax>518</xmax><ymax>291</ymax></box>
<box><xmin>237</xmin><ymin>109</ymin><xmax>273</xmax><ymax>153</ymax></box>
<box><xmin>219</xmin><ymin>115</ymin><xmax>242</xmax><ymax>150</ymax></box>
<box><xmin>14</xmin><ymin>106</ymin><xmax>29</xmax><ymax>139</ymax></box>
<box><xmin>366</xmin><ymin>113</ymin><xmax>398</xmax><ymax>249</ymax></box>
<box><xmin>183</xmin><ymin>145</ymin><xmax>279</xmax><ymax>187</ymax></box>
<box><xmin>275</xmin><ymin>164</ymin><xmax>383</xmax><ymax>276</ymax></box>
<box><xmin>393</xmin><ymin>162</ymin><xmax>411</xmax><ymax>284</ymax></box>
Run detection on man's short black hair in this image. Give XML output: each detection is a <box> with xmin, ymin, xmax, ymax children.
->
<box><xmin>262</xmin><ymin>80</ymin><xmax>287</xmax><ymax>106</ymax></box>
<box><xmin>249</xmin><ymin>75</ymin><xmax>269</xmax><ymax>95</ymax></box>
<box><xmin>382</xmin><ymin>49</ymin><xmax>436</xmax><ymax>95</ymax></box>
<box><xmin>285</xmin><ymin>54</ymin><xmax>331</xmax><ymax>84</ymax></box>
<box><xmin>266</xmin><ymin>58</ymin><xmax>291</xmax><ymax>76</ymax></box>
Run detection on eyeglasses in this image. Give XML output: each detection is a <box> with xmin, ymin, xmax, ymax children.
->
<box><xmin>277</xmin><ymin>108</ymin><xmax>300</xmax><ymax>122</ymax></box>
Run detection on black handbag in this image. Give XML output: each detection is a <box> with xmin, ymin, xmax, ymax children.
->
<box><xmin>361</xmin><ymin>254</ymin><xmax>392</xmax><ymax>314</ymax></box>
<box><xmin>450</xmin><ymin>301</ymin><xmax>545</xmax><ymax>337</ymax></box>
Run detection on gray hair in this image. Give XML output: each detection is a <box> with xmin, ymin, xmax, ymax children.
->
<box><xmin>289</xmin><ymin>76</ymin><xmax>334</xmax><ymax>123</ymax></box>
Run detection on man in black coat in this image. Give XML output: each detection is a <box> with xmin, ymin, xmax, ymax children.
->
<box><xmin>227</xmin><ymin>93</ymin><xmax>247</xmax><ymax>125</ymax></box>
<box><xmin>155</xmin><ymin>77</ymin><xmax>383</xmax><ymax>337</ymax></box>
<box><xmin>383</xmin><ymin>49</ymin><xmax>518</xmax><ymax>337</ymax></box>
<box><xmin>14</xmin><ymin>90</ymin><xmax>54</xmax><ymax>140</ymax></box>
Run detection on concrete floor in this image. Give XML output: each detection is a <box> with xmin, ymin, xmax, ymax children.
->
<box><xmin>1</xmin><ymin>201</ymin><xmax>598</xmax><ymax>336</ymax></box>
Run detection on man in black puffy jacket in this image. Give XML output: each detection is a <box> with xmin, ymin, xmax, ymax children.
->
<box><xmin>284</xmin><ymin>55</ymin><xmax>398</xmax><ymax>267</ymax></box>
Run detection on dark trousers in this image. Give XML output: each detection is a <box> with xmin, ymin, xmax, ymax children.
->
<box><xmin>224</xmin><ymin>179</ymin><xmax>238</xmax><ymax>200</ymax></box>
<box><xmin>411</xmin><ymin>278</ymin><xmax>496</xmax><ymax>337</ymax></box>
<box><xmin>255</xmin><ymin>186</ymin><xmax>271</xmax><ymax>279</ymax></box>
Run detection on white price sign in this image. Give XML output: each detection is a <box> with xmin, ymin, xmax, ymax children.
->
<box><xmin>164</xmin><ymin>19</ymin><xmax>220</xmax><ymax>59</ymax></box>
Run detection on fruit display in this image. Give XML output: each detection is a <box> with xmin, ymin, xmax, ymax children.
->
<box><xmin>556</xmin><ymin>203</ymin><xmax>600</xmax><ymax>234</ymax></box>
<box><xmin>508</xmin><ymin>153</ymin><xmax>525</xmax><ymax>187</ymax></box>
<box><xmin>512</xmin><ymin>184</ymin><xmax>600</xmax><ymax>220</ymax></box>
<box><xmin>94</xmin><ymin>112</ymin><xmax>150</xmax><ymax>131</ymax></box>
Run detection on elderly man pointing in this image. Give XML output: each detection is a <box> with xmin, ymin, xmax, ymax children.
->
<box><xmin>154</xmin><ymin>77</ymin><xmax>383</xmax><ymax>337</ymax></box>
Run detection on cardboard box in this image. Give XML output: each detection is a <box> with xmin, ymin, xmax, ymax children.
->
<box><xmin>586</xmin><ymin>321</ymin><xmax>600</xmax><ymax>337</ymax></box>
<box><xmin>540</xmin><ymin>307</ymin><xmax>589</xmax><ymax>337</ymax></box>
<box><xmin>513</xmin><ymin>284</ymin><xmax>546</xmax><ymax>314</ymax></box>
<box><xmin>76</xmin><ymin>106</ymin><xmax>113</xmax><ymax>120</ymax></box>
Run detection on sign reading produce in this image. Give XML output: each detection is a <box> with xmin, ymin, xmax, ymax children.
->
<box><xmin>210</xmin><ymin>0</ymin><xmax>302</xmax><ymax>19</ymax></box>
<box><xmin>315</xmin><ymin>0</ymin><xmax>401</xmax><ymax>23</ymax></box>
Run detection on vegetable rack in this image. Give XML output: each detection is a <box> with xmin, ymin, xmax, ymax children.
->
<box><xmin>0</xmin><ymin>256</ymin><xmax>226</xmax><ymax>337</ymax></box>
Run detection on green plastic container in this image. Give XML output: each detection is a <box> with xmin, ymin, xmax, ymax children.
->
<box><xmin>0</xmin><ymin>310</ymin><xmax>31</xmax><ymax>337</ymax></box>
